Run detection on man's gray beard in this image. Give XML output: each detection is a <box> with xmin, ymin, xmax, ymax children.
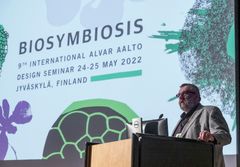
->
<box><xmin>180</xmin><ymin>101</ymin><xmax>196</xmax><ymax>112</ymax></box>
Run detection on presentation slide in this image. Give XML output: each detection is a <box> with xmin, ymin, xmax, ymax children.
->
<box><xmin>0</xmin><ymin>0</ymin><xmax>236</xmax><ymax>161</ymax></box>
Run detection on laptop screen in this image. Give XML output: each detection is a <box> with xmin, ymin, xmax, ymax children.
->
<box><xmin>126</xmin><ymin>117</ymin><xmax>168</xmax><ymax>138</ymax></box>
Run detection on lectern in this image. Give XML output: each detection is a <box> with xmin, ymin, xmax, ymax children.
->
<box><xmin>85</xmin><ymin>134</ymin><xmax>214</xmax><ymax>167</ymax></box>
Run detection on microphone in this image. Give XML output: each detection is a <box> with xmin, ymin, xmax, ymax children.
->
<box><xmin>159</xmin><ymin>114</ymin><xmax>164</xmax><ymax>119</ymax></box>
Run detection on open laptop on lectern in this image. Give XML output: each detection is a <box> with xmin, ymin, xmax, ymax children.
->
<box><xmin>126</xmin><ymin>114</ymin><xmax>168</xmax><ymax>138</ymax></box>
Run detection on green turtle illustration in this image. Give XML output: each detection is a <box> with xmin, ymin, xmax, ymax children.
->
<box><xmin>43</xmin><ymin>99</ymin><xmax>138</xmax><ymax>165</ymax></box>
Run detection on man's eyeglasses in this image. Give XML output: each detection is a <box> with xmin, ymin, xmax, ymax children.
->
<box><xmin>176</xmin><ymin>91</ymin><xmax>196</xmax><ymax>99</ymax></box>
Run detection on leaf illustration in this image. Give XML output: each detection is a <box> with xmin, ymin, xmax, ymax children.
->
<box><xmin>0</xmin><ymin>132</ymin><xmax>8</xmax><ymax>160</ymax></box>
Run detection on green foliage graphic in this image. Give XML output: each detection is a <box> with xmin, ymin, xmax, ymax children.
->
<box><xmin>151</xmin><ymin>0</ymin><xmax>236</xmax><ymax>129</ymax></box>
<box><xmin>0</xmin><ymin>25</ymin><xmax>8</xmax><ymax>75</ymax></box>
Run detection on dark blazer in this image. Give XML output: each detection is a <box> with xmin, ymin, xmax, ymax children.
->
<box><xmin>172</xmin><ymin>104</ymin><xmax>231</xmax><ymax>167</ymax></box>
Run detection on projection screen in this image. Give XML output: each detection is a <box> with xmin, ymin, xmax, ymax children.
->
<box><xmin>0</xmin><ymin>0</ymin><xmax>237</xmax><ymax>163</ymax></box>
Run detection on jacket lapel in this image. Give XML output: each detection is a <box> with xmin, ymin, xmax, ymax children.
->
<box><xmin>172</xmin><ymin>119</ymin><xmax>182</xmax><ymax>136</ymax></box>
<box><xmin>180</xmin><ymin>104</ymin><xmax>203</xmax><ymax>137</ymax></box>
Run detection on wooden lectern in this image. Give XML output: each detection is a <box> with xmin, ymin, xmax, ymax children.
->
<box><xmin>85</xmin><ymin>134</ymin><xmax>214</xmax><ymax>167</ymax></box>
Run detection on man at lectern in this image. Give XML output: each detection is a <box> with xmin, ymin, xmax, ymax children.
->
<box><xmin>172</xmin><ymin>83</ymin><xmax>231</xmax><ymax>167</ymax></box>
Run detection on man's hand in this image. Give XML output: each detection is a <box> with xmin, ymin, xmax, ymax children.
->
<box><xmin>198</xmin><ymin>130</ymin><xmax>215</xmax><ymax>142</ymax></box>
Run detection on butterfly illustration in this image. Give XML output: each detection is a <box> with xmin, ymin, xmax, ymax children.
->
<box><xmin>0</xmin><ymin>99</ymin><xmax>32</xmax><ymax>160</ymax></box>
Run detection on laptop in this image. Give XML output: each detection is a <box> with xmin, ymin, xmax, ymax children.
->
<box><xmin>126</xmin><ymin>116</ymin><xmax>168</xmax><ymax>138</ymax></box>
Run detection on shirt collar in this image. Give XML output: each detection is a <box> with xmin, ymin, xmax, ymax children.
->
<box><xmin>180</xmin><ymin>103</ymin><xmax>200</xmax><ymax>119</ymax></box>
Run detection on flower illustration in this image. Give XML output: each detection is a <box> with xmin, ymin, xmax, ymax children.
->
<box><xmin>0</xmin><ymin>99</ymin><xmax>32</xmax><ymax>160</ymax></box>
